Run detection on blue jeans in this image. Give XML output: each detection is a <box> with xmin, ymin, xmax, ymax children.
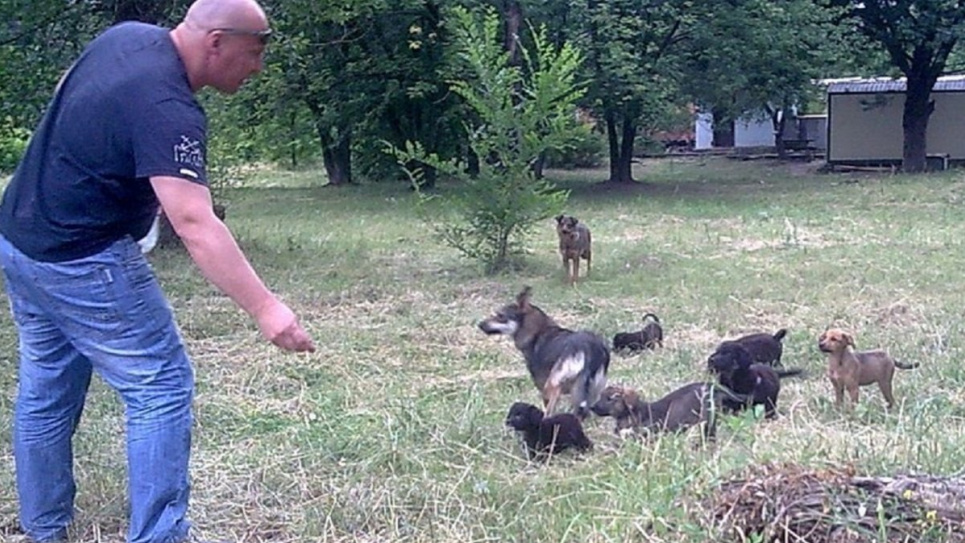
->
<box><xmin>0</xmin><ymin>234</ymin><xmax>194</xmax><ymax>543</ymax></box>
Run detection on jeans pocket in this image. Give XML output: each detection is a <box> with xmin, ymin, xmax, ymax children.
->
<box><xmin>52</xmin><ymin>264</ymin><xmax>126</xmax><ymax>333</ymax></box>
<box><xmin>113</xmin><ymin>254</ymin><xmax>173</xmax><ymax>335</ymax></box>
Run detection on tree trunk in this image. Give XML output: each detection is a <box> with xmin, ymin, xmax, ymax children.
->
<box><xmin>712</xmin><ymin>121</ymin><xmax>735</xmax><ymax>147</ymax></box>
<box><xmin>769</xmin><ymin>105</ymin><xmax>787</xmax><ymax>159</ymax></box>
<box><xmin>902</xmin><ymin>75</ymin><xmax>935</xmax><ymax>173</ymax></box>
<box><xmin>532</xmin><ymin>153</ymin><xmax>546</xmax><ymax>179</ymax></box>
<box><xmin>604</xmin><ymin>108</ymin><xmax>637</xmax><ymax>183</ymax></box>
<box><xmin>711</xmin><ymin>106</ymin><xmax>735</xmax><ymax>147</ymax></box>
<box><xmin>318</xmin><ymin>126</ymin><xmax>353</xmax><ymax>185</ymax></box>
<box><xmin>289</xmin><ymin>111</ymin><xmax>299</xmax><ymax>168</ymax></box>
<box><xmin>503</xmin><ymin>0</ymin><xmax>523</xmax><ymax>67</ymax></box>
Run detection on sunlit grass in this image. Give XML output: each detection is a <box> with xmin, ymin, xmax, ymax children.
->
<box><xmin>2</xmin><ymin>157</ymin><xmax>965</xmax><ymax>541</ymax></box>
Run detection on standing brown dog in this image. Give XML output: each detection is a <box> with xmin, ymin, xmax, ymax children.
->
<box><xmin>555</xmin><ymin>215</ymin><xmax>592</xmax><ymax>285</ymax></box>
<box><xmin>817</xmin><ymin>328</ymin><xmax>919</xmax><ymax>409</ymax></box>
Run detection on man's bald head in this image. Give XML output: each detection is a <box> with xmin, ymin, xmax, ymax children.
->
<box><xmin>170</xmin><ymin>0</ymin><xmax>269</xmax><ymax>94</ymax></box>
<box><xmin>184</xmin><ymin>0</ymin><xmax>268</xmax><ymax>33</ymax></box>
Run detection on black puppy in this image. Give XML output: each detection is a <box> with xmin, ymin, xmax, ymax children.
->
<box><xmin>505</xmin><ymin>402</ymin><xmax>592</xmax><ymax>461</ymax></box>
<box><xmin>707</xmin><ymin>342</ymin><xmax>803</xmax><ymax>419</ymax></box>
<box><xmin>612</xmin><ymin>313</ymin><xmax>664</xmax><ymax>353</ymax></box>
<box><xmin>716</xmin><ymin>328</ymin><xmax>788</xmax><ymax>367</ymax></box>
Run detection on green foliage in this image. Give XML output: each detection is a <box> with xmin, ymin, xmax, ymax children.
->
<box><xmin>0</xmin><ymin>121</ymin><xmax>29</xmax><ymax>173</ymax></box>
<box><xmin>390</xmin><ymin>6</ymin><xmax>586</xmax><ymax>273</ymax></box>
<box><xmin>684</xmin><ymin>0</ymin><xmax>847</xmax><ymax>126</ymax></box>
<box><xmin>567</xmin><ymin>0</ymin><xmax>696</xmax><ymax>181</ymax></box>
<box><xmin>0</xmin><ymin>2</ymin><xmax>108</xmax><ymax>133</ymax></box>
<box><xmin>544</xmin><ymin>124</ymin><xmax>606</xmax><ymax>168</ymax></box>
<box><xmin>202</xmin><ymin>62</ymin><xmax>321</xmax><ymax>172</ymax></box>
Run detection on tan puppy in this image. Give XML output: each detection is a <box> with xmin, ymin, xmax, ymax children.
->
<box><xmin>817</xmin><ymin>328</ymin><xmax>919</xmax><ymax>409</ymax></box>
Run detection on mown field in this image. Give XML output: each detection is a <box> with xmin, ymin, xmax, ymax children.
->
<box><xmin>3</xmin><ymin>156</ymin><xmax>965</xmax><ymax>542</ymax></box>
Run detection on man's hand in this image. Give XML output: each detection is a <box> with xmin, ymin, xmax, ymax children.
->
<box><xmin>255</xmin><ymin>298</ymin><xmax>316</xmax><ymax>353</ymax></box>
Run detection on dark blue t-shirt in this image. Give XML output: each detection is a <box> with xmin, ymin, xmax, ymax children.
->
<box><xmin>0</xmin><ymin>21</ymin><xmax>207</xmax><ymax>262</ymax></box>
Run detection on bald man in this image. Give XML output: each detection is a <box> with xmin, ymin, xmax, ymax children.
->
<box><xmin>0</xmin><ymin>1</ymin><xmax>313</xmax><ymax>542</ymax></box>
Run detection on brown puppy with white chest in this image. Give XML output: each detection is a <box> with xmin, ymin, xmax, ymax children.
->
<box><xmin>817</xmin><ymin>328</ymin><xmax>919</xmax><ymax>409</ymax></box>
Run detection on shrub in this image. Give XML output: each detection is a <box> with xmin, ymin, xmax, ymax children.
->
<box><xmin>389</xmin><ymin>6</ymin><xmax>586</xmax><ymax>273</ymax></box>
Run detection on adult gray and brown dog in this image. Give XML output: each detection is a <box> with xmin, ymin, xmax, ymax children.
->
<box><xmin>479</xmin><ymin>286</ymin><xmax>609</xmax><ymax>419</ymax></box>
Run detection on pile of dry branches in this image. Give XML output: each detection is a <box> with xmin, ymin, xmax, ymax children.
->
<box><xmin>702</xmin><ymin>462</ymin><xmax>965</xmax><ymax>542</ymax></box>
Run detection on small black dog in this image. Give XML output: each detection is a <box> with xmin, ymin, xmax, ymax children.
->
<box><xmin>715</xmin><ymin>328</ymin><xmax>788</xmax><ymax>367</ymax></box>
<box><xmin>707</xmin><ymin>342</ymin><xmax>803</xmax><ymax>419</ymax></box>
<box><xmin>612</xmin><ymin>313</ymin><xmax>664</xmax><ymax>353</ymax></box>
<box><xmin>505</xmin><ymin>402</ymin><xmax>593</xmax><ymax>461</ymax></box>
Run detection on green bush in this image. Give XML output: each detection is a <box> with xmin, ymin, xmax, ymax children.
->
<box><xmin>545</xmin><ymin>125</ymin><xmax>606</xmax><ymax>168</ymax></box>
<box><xmin>0</xmin><ymin>125</ymin><xmax>29</xmax><ymax>173</ymax></box>
<box><xmin>390</xmin><ymin>7</ymin><xmax>585</xmax><ymax>273</ymax></box>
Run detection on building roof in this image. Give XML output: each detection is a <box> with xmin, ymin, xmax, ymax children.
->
<box><xmin>827</xmin><ymin>75</ymin><xmax>965</xmax><ymax>94</ymax></box>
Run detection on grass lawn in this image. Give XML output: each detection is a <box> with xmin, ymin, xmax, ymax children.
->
<box><xmin>3</xmin><ymin>156</ymin><xmax>965</xmax><ymax>542</ymax></box>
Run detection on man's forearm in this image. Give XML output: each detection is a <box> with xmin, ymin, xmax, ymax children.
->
<box><xmin>176</xmin><ymin>214</ymin><xmax>277</xmax><ymax>319</ymax></box>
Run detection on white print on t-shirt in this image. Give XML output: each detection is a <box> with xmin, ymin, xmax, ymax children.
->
<box><xmin>173</xmin><ymin>135</ymin><xmax>204</xmax><ymax>170</ymax></box>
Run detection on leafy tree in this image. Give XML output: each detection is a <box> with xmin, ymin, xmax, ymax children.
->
<box><xmin>260</xmin><ymin>0</ymin><xmax>462</xmax><ymax>186</ymax></box>
<box><xmin>825</xmin><ymin>0</ymin><xmax>965</xmax><ymax>172</ymax></box>
<box><xmin>573</xmin><ymin>0</ymin><xmax>693</xmax><ymax>184</ymax></box>
<box><xmin>684</xmin><ymin>0</ymin><xmax>847</xmax><ymax>156</ymax></box>
<box><xmin>391</xmin><ymin>6</ymin><xmax>584</xmax><ymax>273</ymax></box>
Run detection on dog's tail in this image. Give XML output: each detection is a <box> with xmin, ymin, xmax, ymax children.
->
<box><xmin>895</xmin><ymin>360</ymin><xmax>920</xmax><ymax>370</ymax></box>
<box><xmin>775</xmin><ymin>367</ymin><xmax>806</xmax><ymax>379</ymax></box>
<box><xmin>642</xmin><ymin>312</ymin><xmax>660</xmax><ymax>323</ymax></box>
<box><xmin>773</xmin><ymin>328</ymin><xmax>788</xmax><ymax>342</ymax></box>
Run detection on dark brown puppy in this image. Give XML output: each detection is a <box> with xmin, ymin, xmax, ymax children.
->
<box><xmin>555</xmin><ymin>214</ymin><xmax>592</xmax><ymax>285</ymax></box>
<box><xmin>716</xmin><ymin>328</ymin><xmax>788</xmax><ymax>367</ymax></box>
<box><xmin>479</xmin><ymin>287</ymin><xmax>610</xmax><ymax>418</ymax></box>
<box><xmin>707</xmin><ymin>342</ymin><xmax>803</xmax><ymax>419</ymax></box>
<box><xmin>589</xmin><ymin>383</ymin><xmax>749</xmax><ymax>440</ymax></box>
<box><xmin>612</xmin><ymin>313</ymin><xmax>664</xmax><ymax>353</ymax></box>
<box><xmin>505</xmin><ymin>402</ymin><xmax>593</xmax><ymax>461</ymax></box>
<box><xmin>818</xmin><ymin>328</ymin><xmax>919</xmax><ymax>409</ymax></box>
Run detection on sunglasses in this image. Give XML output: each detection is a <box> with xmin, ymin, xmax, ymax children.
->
<box><xmin>210</xmin><ymin>27</ymin><xmax>272</xmax><ymax>45</ymax></box>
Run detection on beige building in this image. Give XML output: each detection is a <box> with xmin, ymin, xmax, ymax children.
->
<box><xmin>827</xmin><ymin>75</ymin><xmax>965</xmax><ymax>167</ymax></box>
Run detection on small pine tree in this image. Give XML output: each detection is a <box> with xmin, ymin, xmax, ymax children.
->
<box><xmin>390</xmin><ymin>6</ymin><xmax>587</xmax><ymax>274</ymax></box>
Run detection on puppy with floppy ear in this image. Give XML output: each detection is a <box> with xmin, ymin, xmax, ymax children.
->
<box><xmin>555</xmin><ymin>214</ymin><xmax>592</xmax><ymax>285</ymax></box>
<box><xmin>590</xmin><ymin>383</ymin><xmax>750</xmax><ymax>441</ymax></box>
<box><xmin>818</xmin><ymin>328</ymin><xmax>919</xmax><ymax>409</ymax></box>
<box><xmin>504</xmin><ymin>401</ymin><xmax>593</xmax><ymax>461</ymax></box>
<box><xmin>707</xmin><ymin>342</ymin><xmax>803</xmax><ymax>419</ymax></box>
